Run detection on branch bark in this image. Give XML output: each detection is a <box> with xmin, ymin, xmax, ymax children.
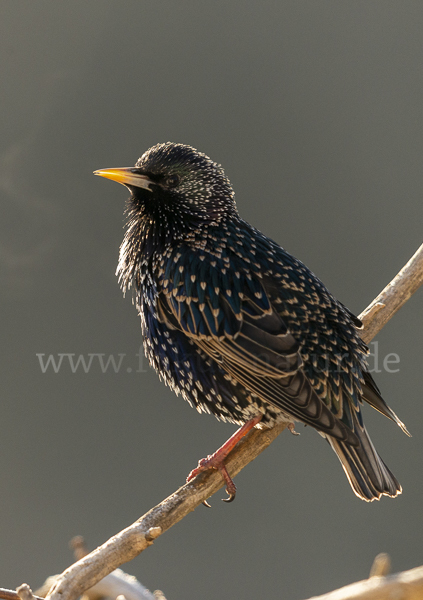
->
<box><xmin>305</xmin><ymin>564</ymin><xmax>423</xmax><ymax>600</ymax></box>
<box><xmin>0</xmin><ymin>590</ymin><xmax>42</xmax><ymax>600</ymax></box>
<box><xmin>44</xmin><ymin>242</ymin><xmax>423</xmax><ymax>600</ymax></box>
<box><xmin>359</xmin><ymin>242</ymin><xmax>423</xmax><ymax>344</ymax></box>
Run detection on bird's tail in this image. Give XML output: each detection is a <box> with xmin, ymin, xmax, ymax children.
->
<box><xmin>327</xmin><ymin>426</ymin><xmax>402</xmax><ymax>501</ymax></box>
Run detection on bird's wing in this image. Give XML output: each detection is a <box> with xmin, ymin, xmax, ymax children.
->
<box><xmin>157</xmin><ymin>259</ymin><xmax>358</xmax><ymax>445</ymax></box>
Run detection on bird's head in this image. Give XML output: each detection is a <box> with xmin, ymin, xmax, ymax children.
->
<box><xmin>95</xmin><ymin>142</ymin><xmax>237</xmax><ymax>292</ymax></box>
<box><xmin>94</xmin><ymin>142</ymin><xmax>237</xmax><ymax>231</ymax></box>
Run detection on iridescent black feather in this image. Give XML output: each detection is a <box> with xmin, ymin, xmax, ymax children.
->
<box><xmin>111</xmin><ymin>142</ymin><xmax>409</xmax><ymax>501</ymax></box>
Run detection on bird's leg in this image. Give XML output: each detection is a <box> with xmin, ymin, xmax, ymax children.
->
<box><xmin>187</xmin><ymin>414</ymin><xmax>262</xmax><ymax>505</ymax></box>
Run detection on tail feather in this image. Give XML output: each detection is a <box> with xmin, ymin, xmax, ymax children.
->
<box><xmin>362</xmin><ymin>372</ymin><xmax>411</xmax><ymax>437</ymax></box>
<box><xmin>327</xmin><ymin>426</ymin><xmax>402</xmax><ymax>501</ymax></box>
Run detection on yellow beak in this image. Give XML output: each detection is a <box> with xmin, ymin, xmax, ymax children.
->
<box><xmin>93</xmin><ymin>167</ymin><xmax>153</xmax><ymax>191</ymax></box>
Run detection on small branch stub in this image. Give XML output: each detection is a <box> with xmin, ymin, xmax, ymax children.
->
<box><xmin>369</xmin><ymin>553</ymin><xmax>391</xmax><ymax>578</ymax></box>
<box><xmin>16</xmin><ymin>586</ymin><xmax>35</xmax><ymax>600</ymax></box>
<box><xmin>145</xmin><ymin>527</ymin><xmax>162</xmax><ymax>543</ymax></box>
<box><xmin>70</xmin><ymin>536</ymin><xmax>89</xmax><ymax>560</ymax></box>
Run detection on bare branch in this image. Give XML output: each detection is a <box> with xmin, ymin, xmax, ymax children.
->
<box><xmin>45</xmin><ymin>424</ymin><xmax>285</xmax><ymax>600</ymax></box>
<box><xmin>36</xmin><ymin>537</ymin><xmax>158</xmax><ymax>600</ymax></box>
<box><xmin>36</xmin><ymin>571</ymin><xmax>157</xmax><ymax>600</ymax></box>
<box><xmin>68</xmin><ymin>536</ymin><xmax>157</xmax><ymax>600</ymax></box>
<box><xmin>304</xmin><ymin>563</ymin><xmax>423</xmax><ymax>600</ymax></box>
<box><xmin>44</xmin><ymin>242</ymin><xmax>423</xmax><ymax>600</ymax></box>
<box><xmin>0</xmin><ymin>590</ymin><xmax>42</xmax><ymax>600</ymax></box>
<box><xmin>359</xmin><ymin>242</ymin><xmax>423</xmax><ymax>344</ymax></box>
<box><xmin>83</xmin><ymin>569</ymin><xmax>156</xmax><ymax>600</ymax></box>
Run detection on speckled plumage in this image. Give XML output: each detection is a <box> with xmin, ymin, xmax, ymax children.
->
<box><xmin>97</xmin><ymin>142</ymin><xmax>409</xmax><ymax>501</ymax></box>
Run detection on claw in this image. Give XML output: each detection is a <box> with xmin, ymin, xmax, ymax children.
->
<box><xmin>222</xmin><ymin>489</ymin><xmax>236</xmax><ymax>503</ymax></box>
<box><xmin>187</xmin><ymin>416</ymin><xmax>262</xmax><ymax>506</ymax></box>
<box><xmin>288</xmin><ymin>422</ymin><xmax>300</xmax><ymax>436</ymax></box>
<box><xmin>219</xmin><ymin>465</ymin><xmax>237</xmax><ymax>502</ymax></box>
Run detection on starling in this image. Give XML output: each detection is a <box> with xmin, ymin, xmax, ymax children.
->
<box><xmin>94</xmin><ymin>142</ymin><xmax>409</xmax><ymax>502</ymax></box>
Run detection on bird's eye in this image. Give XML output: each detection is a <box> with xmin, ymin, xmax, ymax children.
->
<box><xmin>166</xmin><ymin>174</ymin><xmax>180</xmax><ymax>188</ymax></box>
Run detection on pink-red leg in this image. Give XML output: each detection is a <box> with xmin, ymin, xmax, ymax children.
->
<box><xmin>187</xmin><ymin>414</ymin><xmax>262</xmax><ymax>505</ymax></box>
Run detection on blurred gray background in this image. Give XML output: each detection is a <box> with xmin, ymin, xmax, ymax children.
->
<box><xmin>1</xmin><ymin>2</ymin><xmax>422</xmax><ymax>599</ymax></box>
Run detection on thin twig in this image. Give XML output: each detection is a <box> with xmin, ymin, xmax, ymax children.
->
<box><xmin>0</xmin><ymin>589</ymin><xmax>43</xmax><ymax>600</ymax></box>
<box><xmin>0</xmin><ymin>591</ymin><xmax>23</xmax><ymax>600</ymax></box>
<box><xmin>44</xmin><ymin>242</ymin><xmax>423</xmax><ymax>600</ymax></box>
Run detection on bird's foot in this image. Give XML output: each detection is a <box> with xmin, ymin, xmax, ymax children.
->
<box><xmin>187</xmin><ymin>457</ymin><xmax>237</xmax><ymax>505</ymax></box>
<box><xmin>287</xmin><ymin>422</ymin><xmax>300</xmax><ymax>436</ymax></box>
<box><xmin>186</xmin><ymin>414</ymin><xmax>262</xmax><ymax>506</ymax></box>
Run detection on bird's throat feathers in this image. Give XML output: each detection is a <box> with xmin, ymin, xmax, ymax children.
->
<box><xmin>116</xmin><ymin>191</ymin><xmax>235</xmax><ymax>296</ymax></box>
<box><xmin>116</xmin><ymin>142</ymin><xmax>238</xmax><ymax>295</ymax></box>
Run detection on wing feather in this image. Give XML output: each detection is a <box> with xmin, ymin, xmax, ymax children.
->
<box><xmin>157</xmin><ymin>266</ymin><xmax>359</xmax><ymax>445</ymax></box>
